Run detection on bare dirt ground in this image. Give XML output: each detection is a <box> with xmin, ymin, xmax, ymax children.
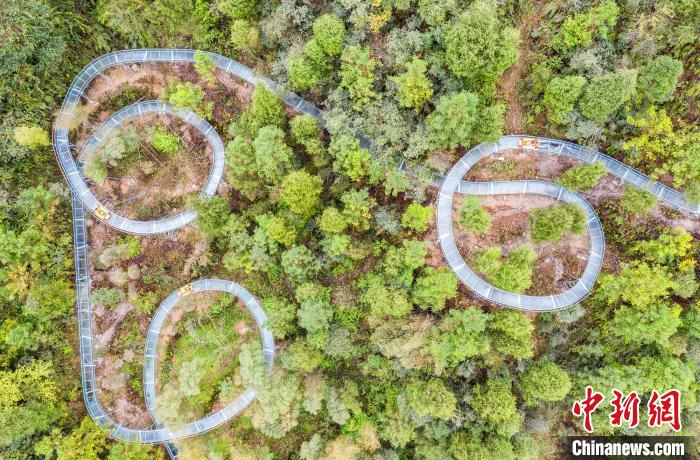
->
<box><xmin>451</xmin><ymin>194</ymin><xmax>589</xmax><ymax>295</ymax></box>
<box><xmin>87</xmin><ymin>220</ymin><xmax>205</xmax><ymax>428</ymax></box>
<box><xmin>86</xmin><ymin>114</ymin><xmax>212</xmax><ymax>221</ymax></box>
<box><xmin>498</xmin><ymin>2</ymin><xmax>546</xmax><ymax>133</ymax></box>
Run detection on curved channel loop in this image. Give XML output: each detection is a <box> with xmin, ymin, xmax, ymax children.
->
<box><xmin>142</xmin><ymin>280</ymin><xmax>275</xmax><ymax>442</ymax></box>
<box><xmin>53</xmin><ymin>49</ymin><xmax>326</xmax><ymax>235</ymax></box>
<box><xmin>75</xmin><ymin>100</ymin><xmax>224</xmax><ymax>233</ymax></box>
<box><xmin>54</xmin><ymin>50</ymin><xmax>301</xmax><ymax>449</ymax></box>
<box><xmin>437</xmin><ymin>135</ymin><xmax>700</xmax><ymax>311</ymax></box>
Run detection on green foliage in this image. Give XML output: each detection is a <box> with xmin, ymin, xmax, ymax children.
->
<box><xmin>412</xmin><ymin>267</ymin><xmax>458</xmax><ymax>313</ymax></box>
<box><xmin>361</xmin><ymin>274</ymin><xmax>412</xmax><ymax>318</ymax></box>
<box><xmin>265</xmin><ymin>214</ymin><xmax>297</xmax><ymax>246</ymax></box>
<box><xmin>487</xmin><ymin>310</ymin><xmax>534</xmax><ymax>359</ymax></box>
<box><xmin>217</xmin><ymin>0</ymin><xmax>257</xmax><ymax>20</ymax></box>
<box><xmin>470</xmin><ymin>378</ymin><xmax>523</xmax><ymax>437</ymax></box>
<box><xmin>295</xmin><ymin>282</ymin><xmax>332</xmax><ymax>334</ymax></box>
<box><xmin>83</xmin><ymin>157</ymin><xmax>108</xmax><ymax>185</ymax></box>
<box><xmin>472</xmin><ymin>246</ymin><xmax>536</xmax><ymax>293</ymax></box>
<box><xmin>341</xmin><ymin>189</ymin><xmax>377</xmax><ymax>231</ymax></box>
<box><xmin>8</xmin><ymin>0</ymin><xmax>700</xmax><ymax>457</ymax></box>
<box><xmin>230</xmin><ymin>19</ymin><xmax>261</xmax><ymax>53</ymax></box>
<box><xmin>13</xmin><ymin>126</ymin><xmax>50</xmax><ymax>149</ymax></box>
<box><xmin>36</xmin><ymin>417</ymin><xmax>108</xmax><ymax>460</ymax></box>
<box><xmin>578</xmin><ymin>69</ymin><xmax>638</xmax><ymax>122</ymax></box>
<box><xmin>263</xmin><ymin>297</ymin><xmax>297</xmax><ymax>339</ymax></box>
<box><xmin>519</xmin><ymin>360</ymin><xmax>572</xmax><ymax>405</ymax></box>
<box><xmin>458</xmin><ymin>196</ymin><xmax>491</xmax><ymax>234</ymax></box>
<box><xmin>288</xmin><ymin>14</ymin><xmax>345</xmax><ymax>92</ymax></box>
<box><xmin>329</xmin><ymin>135</ymin><xmax>374</xmax><ymax>182</ymax></box>
<box><xmin>401</xmin><ymin>202</ymin><xmax>432</xmax><ymax>233</ymax></box>
<box><xmin>425</xmin><ymin>308</ymin><xmax>491</xmax><ymax>375</ymax></box>
<box><xmin>391</xmin><ymin>58</ymin><xmax>433</xmax><ymax>111</ymax></box>
<box><xmin>92</xmin><ymin>287</ymin><xmax>122</xmax><ymax>307</ymax></box>
<box><xmin>404</xmin><ymin>379</ymin><xmax>456</xmax><ymax>420</ymax></box>
<box><xmin>384</xmin><ymin>169</ymin><xmax>410</xmax><ymax>197</ymax></box>
<box><xmin>227</xmin><ymin>125</ymin><xmax>294</xmax><ymax>197</ymax></box>
<box><xmin>556</xmin><ymin>0</ymin><xmax>619</xmax><ymax>50</ymax></box>
<box><xmin>84</xmin><ymin>128</ymin><xmax>139</xmax><ymax>184</ymax></box>
<box><xmin>281</xmin><ymin>338</ymin><xmax>324</xmax><ymax>372</ymax></box>
<box><xmin>622</xmin><ymin>107</ymin><xmax>700</xmax><ymax>187</ymax></box>
<box><xmin>637</xmin><ymin>56</ymin><xmax>683</xmax><ymax>103</ymax></box>
<box><xmin>596</xmin><ymin>262</ymin><xmax>677</xmax><ymax>308</ymax></box>
<box><xmin>150</xmin><ymin>125</ymin><xmax>181</xmax><ymax>154</ymax></box>
<box><xmin>1</xmin><ymin>0</ymin><xmax>66</xmax><ymax>109</ymax></box>
<box><xmin>189</xmin><ymin>195</ymin><xmax>231</xmax><ymax>239</ymax></box>
<box><xmin>529</xmin><ymin>203</ymin><xmax>585</xmax><ymax>243</ymax></box>
<box><xmin>283</xmin><ymin>246</ymin><xmax>322</xmax><ymax>285</ymax></box>
<box><xmin>165</xmin><ymin>79</ymin><xmax>213</xmax><ymax>118</ymax></box>
<box><xmin>449</xmin><ymin>431</ymin><xmax>515</xmax><ymax>460</ymax></box>
<box><xmin>230</xmin><ymin>85</ymin><xmax>286</xmax><ymax>140</ymax></box>
<box><xmin>312</xmin><ymin>14</ymin><xmax>346</xmax><ymax>56</ymax></box>
<box><xmin>97</xmin><ymin>0</ymin><xmax>217</xmax><ymax>47</ymax></box>
<box><xmin>288</xmin><ymin>55</ymin><xmax>321</xmax><ymax>92</ymax></box>
<box><xmin>194</xmin><ymin>50</ymin><xmax>217</xmax><ymax>84</ymax></box>
<box><xmin>543</xmin><ymin>76</ymin><xmax>586</xmax><ymax>125</ymax></box>
<box><xmin>340</xmin><ymin>46</ymin><xmax>379</xmax><ymax>110</ymax></box>
<box><xmin>426</xmin><ymin>91</ymin><xmax>478</xmax><ymax>150</ymax></box>
<box><xmin>556</xmin><ymin>162</ymin><xmax>606</xmax><ymax>192</ymax></box>
<box><xmin>610</xmin><ymin>302</ymin><xmax>681</xmax><ymax>348</ymax></box>
<box><xmin>619</xmin><ymin>185</ymin><xmax>657</xmax><ymax>215</ymax></box>
<box><xmin>318</xmin><ymin>207</ymin><xmax>348</xmax><ymax>234</ymax></box>
<box><xmin>444</xmin><ymin>0</ymin><xmax>519</xmax><ymax>95</ymax></box>
<box><xmin>417</xmin><ymin>0</ymin><xmax>455</xmax><ymax>26</ymax></box>
<box><xmin>108</xmin><ymin>442</ymin><xmax>164</xmax><ymax>460</ymax></box>
<box><xmin>280</xmin><ymin>170</ymin><xmax>323</xmax><ymax>217</ymax></box>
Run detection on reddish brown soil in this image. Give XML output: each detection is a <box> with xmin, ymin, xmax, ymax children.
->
<box><xmin>451</xmin><ymin>194</ymin><xmax>589</xmax><ymax>295</ymax></box>
<box><xmin>87</xmin><ymin>219</ymin><xmax>205</xmax><ymax>428</ymax></box>
<box><xmin>498</xmin><ymin>2</ymin><xmax>546</xmax><ymax>133</ymax></box>
<box><xmin>86</xmin><ymin>114</ymin><xmax>212</xmax><ymax>221</ymax></box>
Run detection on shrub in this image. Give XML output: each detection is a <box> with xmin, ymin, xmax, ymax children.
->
<box><xmin>318</xmin><ymin>207</ymin><xmax>348</xmax><ymax>234</ymax></box>
<box><xmin>165</xmin><ymin>80</ymin><xmax>213</xmax><ymax>119</ymax></box>
<box><xmin>150</xmin><ymin>125</ymin><xmax>181</xmax><ymax>154</ymax></box>
<box><xmin>472</xmin><ymin>245</ymin><xmax>536</xmax><ymax>293</ymax></box>
<box><xmin>280</xmin><ymin>170</ymin><xmax>323</xmax><ymax>217</ymax></box>
<box><xmin>637</xmin><ymin>56</ymin><xmax>683</xmax><ymax>104</ymax></box>
<box><xmin>391</xmin><ymin>58</ymin><xmax>433</xmax><ymax>111</ymax></box>
<box><xmin>578</xmin><ymin>69</ymin><xmax>637</xmax><ymax>122</ymax></box>
<box><xmin>619</xmin><ymin>185</ymin><xmax>656</xmax><ymax>215</ymax></box>
<box><xmin>529</xmin><ymin>204</ymin><xmax>585</xmax><ymax>243</ymax></box>
<box><xmin>543</xmin><ymin>76</ymin><xmax>586</xmax><ymax>125</ymax></box>
<box><xmin>230</xmin><ymin>19</ymin><xmax>261</xmax><ymax>53</ymax></box>
<box><xmin>14</xmin><ymin>126</ymin><xmax>50</xmax><ymax>148</ymax></box>
<box><xmin>401</xmin><ymin>203</ymin><xmax>432</xmax><ymax>233</ymax></box>
<box><xmin>98</xmin><ymin>244</ymin><xmax>131</xmax><ymax>268</ymax></box>
<box><xmin>84</xmin><ymin>156</ymin><xmax>108</xmax><ymax>184</ymax></box>
<box><xmin>556</xmin><ymin>162</ymin><xmax>606</xmax><ymax>192</ymax></box>
<box><xmin>92</xmin><ymin>287</ymin><xmax>123</xmax><ymax>307</ymax></box>
<box><xmin>519</xmin><ymin>361</ymin><xmax>572</xmax><ymax>405</ymax></box>
<box><xmin>458</xmin><ymin>196</ymin><xmax>491</xmax><ymax>234</ymax></box>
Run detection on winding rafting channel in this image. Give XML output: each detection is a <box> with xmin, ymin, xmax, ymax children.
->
<box><xmin>52</xmin><ymin>49</ymin><xmax>700</xmax><ymax>452</ymax></box>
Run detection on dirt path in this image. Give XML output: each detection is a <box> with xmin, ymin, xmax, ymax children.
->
<box><xmin>498</xmin><ymin>2</ymin><xmax>546</xmax><ymax>134</ymax></box>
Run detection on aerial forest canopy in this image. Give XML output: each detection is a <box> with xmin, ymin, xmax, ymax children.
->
<box><xmin>1</xmin><ymin>0</ymin><xmax>699</xmax><ymax>459</ymax></box>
